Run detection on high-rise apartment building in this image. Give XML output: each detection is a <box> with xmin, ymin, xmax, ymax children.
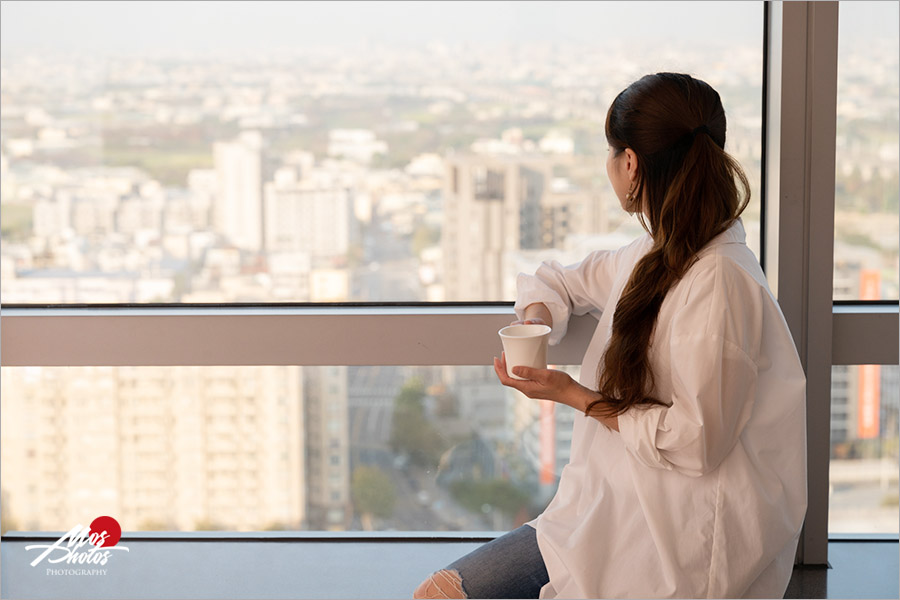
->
<box><xmin>442</xmin><ymin>156</ymin><xmax>537</xmax><ymax>301</ymax></box>
<box><xmin>263</xmin><ymin>167</ymin><xmax>353</xmax><ymax>264</ymax></box>
<box><xmin>442</xmin><ymin>155</ymin><xmax>606</xmax><ymax>300</ymax></box>
<box><xmin>0</xmin><ymin>366</ymin><xmax>305</xmax><ymax>532</ymax></box>
<box><xmin>303</xmin><ymin>366</ymin><xmax>351</xmax><ymax>530</ymax></box>
<box><xmin>214</xmin><ymin>131</ymin><xmax>264</xmax><ymax>252</ymax></box>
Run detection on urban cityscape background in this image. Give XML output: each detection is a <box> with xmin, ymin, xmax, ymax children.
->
<box><xmin>0</xmin><ymin>2</ymin><xmax>897</xmax><ymax>534</ymax></box>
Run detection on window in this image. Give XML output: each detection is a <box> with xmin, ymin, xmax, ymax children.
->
<box><xmin>833</xmin><ymin>1</ymin><xmax>900</xmax><ymax>301</ymax></box>
<box><xmin>0</xmin><ymin>364</ymin><xmax>580</xmax><ymax>533</ymax></box>
<box><xmin>825</xmin><ymin>0</ymin><xmax>900</xmax><ymax>539</ymax></box>
<box><xmin>830</xmin><ymin>365</ymin><xmax>899</xmax><ymax>534</ymax></box>
<box><xmin>0</xmin><ymin>1</ymin><xmax>763</xmax><ymax>304</ymax></box>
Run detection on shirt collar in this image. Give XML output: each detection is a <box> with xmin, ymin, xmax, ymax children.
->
<box><xmin>644</xmin><ymin>217</ymin><xmax>747</xmax><ymax>251</ymax></box>
<box><xmin>708</xmin><ymin>217</ymin><xmax>746</xmax><ymax>247</ymax></box>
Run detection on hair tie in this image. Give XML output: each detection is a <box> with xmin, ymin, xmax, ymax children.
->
<box><xmin>682</xmin><ymin>123</ymin><xmax>723</xmax><ymax>149</ymax></box>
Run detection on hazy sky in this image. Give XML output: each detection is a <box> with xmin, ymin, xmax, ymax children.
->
<box><xmin>2</xmin><ymin>1</ymin><xmax>895</xmax><ymax>57</ymax></box>
<box><xmin>2</xmin><ymin>1</ymin><xmax>765</xmax><ymax>54</ymax></box>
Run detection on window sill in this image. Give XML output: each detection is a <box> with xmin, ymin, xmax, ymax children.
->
<box><xmin>2</xmin><ymin>532</ymin><xmax>896</xmax><ymax>599</ymax></box>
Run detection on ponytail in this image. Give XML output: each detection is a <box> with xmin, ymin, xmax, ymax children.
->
<box><xmin>587</xmin><ymin>73</ymin><xmax>750</xmax><ymax>417</ymax></box>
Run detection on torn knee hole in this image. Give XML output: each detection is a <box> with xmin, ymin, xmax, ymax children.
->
<box><xmin>413</xmin><ymin>568</ymin><xmax>466</xmax><ymax>599</ymax></box>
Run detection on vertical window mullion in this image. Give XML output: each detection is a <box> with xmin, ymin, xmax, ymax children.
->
<box><xmin>765</xmin><ymin>0</ymin><xmax>839</xmax><ymax>566</ymax></box>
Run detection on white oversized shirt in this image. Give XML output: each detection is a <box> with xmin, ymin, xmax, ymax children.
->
<box><xmin>514</xmin><ymin>220</ymin><xmax>807</xmax><ymax>599</ymax></box>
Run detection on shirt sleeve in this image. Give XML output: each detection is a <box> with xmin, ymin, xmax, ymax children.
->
<box><xmin>617</xmin><ymin>332</ymin><xmax>759</xmax><ymax>477</ymax></box>
<box><xmin>514</xmin><ymin>236</ymin><xmax>647</xmax><ymax>345</ymax></box>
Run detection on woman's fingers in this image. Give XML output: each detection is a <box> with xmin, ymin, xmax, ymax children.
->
<box><xmin>511</xmin><ymin>365</ymin><xmax>537</xmax><ymax>380</ymax></box>
<box><xmin>494</xmin><ymin>353</ymin><xmax>526</xmax><ymax>387</ymax></box>
<box><xmin>493</xmin><ymin>355</ymin><xmax>506</xmax><ymax>380</ymax></box>
<box><xmin>494</xmin><ymin>354</ymin><xmax>552</xmax><ymax>401</ymax></box>
<box><xmin>509</xmin><ymin>318</ymin><xmax>547</xmax><ymax>326</ymax></box>
<box><xmin>493</xmin><ymin>353</ymin><xmax>514</xmax><ymax>383</ymax></box>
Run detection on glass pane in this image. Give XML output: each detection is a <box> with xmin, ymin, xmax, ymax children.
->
<box><xmin>0</xmin><ymin>1</ymin><xmax>763</xmax><ymax>303</ymax></box>
<box><xmin>834</xmin><ymin>1</ymin><xmax>900</xmax><ymax>300</ymax></box>
<box><xmin>0</xmin><ymin>364</ymin><xmax>579</xmax><ymax>533</ymax></box>
<box><xmin>830</xmin><ymin>365</ymin><xmax>899</xmax><ymax>534</ymax></box>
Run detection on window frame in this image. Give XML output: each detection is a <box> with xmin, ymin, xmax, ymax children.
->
<box><xmin>763</xmin><ymin>0</ymin><xmax>899</xmax><ymax>564</ymax></box>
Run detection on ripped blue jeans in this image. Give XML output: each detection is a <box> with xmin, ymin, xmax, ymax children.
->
<box><xmin>440</xmin><ymin>524</ymin><xmax>550</xmax><ymax>598</ymax></box>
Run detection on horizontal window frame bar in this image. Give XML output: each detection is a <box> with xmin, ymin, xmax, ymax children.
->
<box><xmin>833</xmin><ymin>300</ymin><xmax>900</xmax><ymax>308</ymax></box>
<box><xmin>831</xmin><ymin>304</ymin><xmax>899</xmax><ymax>365</ymax></box>
<box><xmin>0</xmin><ymin>301</ymin><xmax>517</xmax><ymax>311</ymax></box>
<box><xmin>0</xmin><ymin>302</ymin><xmax>518</xmax><ymax>317</ymax></box>
<box><xmin>827</xmin><ymin>533</ymin><xmax>900</xmax><ymax>542</ymax></box>
<box><xmin>0</xmin><ymin>304</ymin><xmax>895</xmax><ymax>367</ymax></box>
<box><xmin>2</xmin><ymin>299</ymin><xmax>896</xmax><ymax>310</ymax></box>
<box><xmin>0</xmin><ymin>305</ymin><xmax>596</xmax><ymax>367</ymax></box>
<box><xmin>2</xmin><ymin>530</ymin><xmax>895</xmax><ymax>542</ymax></box>
<box><xmin>0</xmin><ymin>530</ymin><xmax>503</xmax><ymax>543</ymax></box>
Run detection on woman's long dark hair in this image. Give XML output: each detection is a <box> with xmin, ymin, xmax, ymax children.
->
<box><xmin>586</xmin><ymin>72</ymin><xmax>751</xmax><ymax>418</ymax></box>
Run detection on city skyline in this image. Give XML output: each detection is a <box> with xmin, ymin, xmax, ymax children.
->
<box><xmin>2</xmin><ymin>34</ymin><xmax>895</xmax><ymax>304</ymax></box>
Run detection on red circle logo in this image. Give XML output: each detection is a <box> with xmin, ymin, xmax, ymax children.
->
<box><xmin>90</xmin><ymin>516</ymin><xmax>122</xmax><ymax>547</ymax></box>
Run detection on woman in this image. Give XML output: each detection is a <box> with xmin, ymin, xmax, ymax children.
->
<box><xmin>413</xmin><ymin>73</ymin><xmax>807</xmax><ymax>599</ymax></box>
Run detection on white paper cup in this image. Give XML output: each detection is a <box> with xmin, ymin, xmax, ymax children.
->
<box><xmin>498</xmin><ymin>324</ymin><xmax>552</xmax><ymax>380</ymax></box>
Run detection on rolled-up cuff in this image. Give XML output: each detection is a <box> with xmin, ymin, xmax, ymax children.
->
<box><xmin>616</xmin><ymin>404</ymin><xmax>672</xmax><ymax>471</ymax></box>
<box><xmin>514</xmin><ymin>274</ymin><xmax>570</xmax><ymax>345</ymax></box>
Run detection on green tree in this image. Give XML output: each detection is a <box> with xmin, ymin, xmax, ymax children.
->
<box><xmin>411</xmin><ymin>223</ymin><xmax>440</xmax><ymax>256</ymax></box>
<box><xmin>351</xmin><ymin>466</ymin><xmax>397</xmax><ymax>530</ymax></box>
<box><xmin>0</xmin><ymin>203</ymin><xmax>33</xmax><ymax>242</ymax></box>
<box><xmin>389</xmin><ymin>378</ymin><xmax>446</xmax><ymax>468</ymax></box>
<box><xmin>448</xmin><ymin>479</ymin><xmax>531</xmax><ymax>517</ymax></box>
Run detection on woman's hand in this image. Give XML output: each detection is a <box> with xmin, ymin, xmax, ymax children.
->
<box><xmin>514</xmin><ymin>303</ymin><xmax>552</xmax><ymax>329</ymax></box>
<box><xmin>493</xmin><ymin>352</ymin><xmax>579</xmax><ymax>405</ymax></box>
<box><xmin>509</xmin><ymin>317</ymin><xmax>547</xmax><ymax>326</ymax></box>
<box><xmin>492</xmin><ymin>352</ymin><xmax>620</xmax><ymax>431</ymax></box>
